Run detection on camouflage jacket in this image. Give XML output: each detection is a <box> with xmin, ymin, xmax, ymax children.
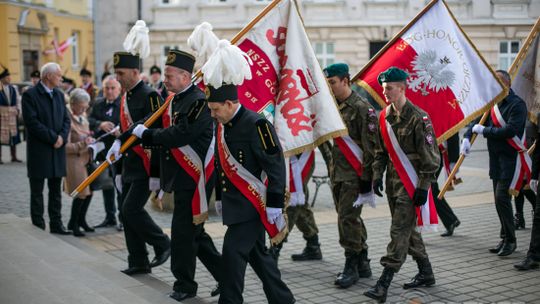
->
<box><xmin>373</xmin><ymin>100</ymin><xmax>440</xmax><ymax>197</ymax></box>
<box><xmin>331</xmin><ymin>91</ymin><xmax>379</xmax><ymax>182</ymax></box>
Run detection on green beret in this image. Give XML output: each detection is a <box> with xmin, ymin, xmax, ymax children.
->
<box><xmin>323</xmin><ymin>63</ymin><xmax>349</xmax><ymax>78</ymax></box>
<box><xmin>377</xmin><ymin>67</ymin><xmax>409</xmax><ymax>85</ymax></box>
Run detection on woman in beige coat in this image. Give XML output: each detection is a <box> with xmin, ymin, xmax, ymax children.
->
<box><xmin>64</xmin><ymin>88</ymin><xmax>95</xmax><ymax>236</ymax></box>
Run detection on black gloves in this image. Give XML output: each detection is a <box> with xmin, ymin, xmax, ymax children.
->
<box><xmin>373</xmin><ymin>179</ymin><xmax>384</xmax><ymax>197</ymax></box>
<box><xmin>359</xmin><ymin>180</ymin><xmax>372</xmax><ymax>194</ymax></box>
<box><xmin>413</xmin><ymin>188</ymin><xmax>428</xmax><ymax>206</ymax></box>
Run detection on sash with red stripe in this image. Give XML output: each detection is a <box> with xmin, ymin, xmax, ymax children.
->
<box><xmin>438</xmin><ymin>143</ymin><xmax>462</xmax><ymax>191</ymax></box>
<box><xmin>490</xmin><ymin>105</ymin><xmax>532</xmax><ymax>196</ymax></box>
<box><xmin>216</xmin><ymin>123</ymin><xmax>288</xmax><ymax>244</ymax></box>
<box><xmin>334</xmin><ymin>136</ymin><xmax>363</xmax><ymax>177</ymax></box>
<box><xmin>162</xmin><ymin>94</ymin><xmax>214</xmax><ymax>224</ymax></box>
<box><xmin>289</xmin><ymin>150</ymin><xmax>315</xmax><ymax>206</ymax></box>
<box><xmin>379</xmin><ymin>106</ymin><xmax>438</xmax><ymax>231</ymax></box>
<box><xmin>120</xmin><ymin>93</ymin><xmax>151</xmax><ymax>175</ymax></box>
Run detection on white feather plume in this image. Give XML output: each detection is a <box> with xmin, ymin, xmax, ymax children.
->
<box><xmin>188</xmin><ymin>22</ymin><xmax>219</xmax><ymax>63</ymax></box>
<box><xmin>123</xmin><ymin>20</ymin><xmax>150</xmax><ymax>59</ymax></box>
<box><xmin>202</xmin><ymin>39</ymin><xmax>252</xmax><ymax>88</ymax></box>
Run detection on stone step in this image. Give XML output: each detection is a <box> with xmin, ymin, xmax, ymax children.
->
<box><xmin>0</xmin><ymin>214</ymin><xmax>176</xmax><ymax>304</ymax></box>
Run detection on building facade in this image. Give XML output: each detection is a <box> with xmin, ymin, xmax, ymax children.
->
<box><xmin>142</xmin><ymin>0</ymin><xmax>539</xmax><ymax>77</ymax></box>
<box><xmin>0</xmin><ymin>0</ymin><xmax>94</xmax><ymax>84</ymax></box>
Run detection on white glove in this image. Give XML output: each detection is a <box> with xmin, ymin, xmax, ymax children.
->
<box><xmin>530</xmin><ymin>179</ymin><xmax>538</xmax><ymax>193</ymax></box>
<box><xmin>472</xmin><ymin>124</ymin><xmax>485</xmax><ymax>135</ymax></box>
<box><xmin>149</xmin><ymin>177</ymin><xmax>160</xmax><ymax>191</ymax></box>
<box><xmin>88</xmin><ymin>141</ymin><xmax>105</xmax><ymax>160</ymax></box>
<box><xmin>266</xmin><ymin>207</ymin><xmax>282</xmax><ymax>225</ymax></box>
<box><xmin>114</xmin><ymin>175</ymin><xmax>123</xmax><ymax>194</ymax></box>
<box><xmin>353</xmin><ymin>191</ymin><xmax>376</xmax><ymax>209</ymax></box>
<box><xmin>460</xmin><ymin>138</ymin><xmax>471</xmax><ymax>156</ymax></box>
<box><xmin>132</xmin><ymin>124</ymin><xmax>148</xmax><ymax>139</ymax></box>
<box><xmin>106</xmin><ymin>140</ymin><xmax>122</xmax><ymax>164</ymax></box>
<box><xmin>215</xmin><ymin>200</ymin><xmax>222</xmax><ymax>217</ymax></box>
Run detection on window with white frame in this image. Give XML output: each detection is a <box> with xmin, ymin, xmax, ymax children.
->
<box><xmin>71</xmin><ymin>31</ymin><xmax>79</xmax><ymax>68</ymax></box>
<box><xmin>314</xmin><ymin>42</ymin><xmax>335</xmax><ymax>68</ymax></box>
<box><xmin>498</xmin><ymin>40</ymin><xmax>520</xmax><ymax>71</ymax></box>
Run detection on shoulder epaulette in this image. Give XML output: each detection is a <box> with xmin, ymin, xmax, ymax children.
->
<box><xmin>148</xmin><ymin>91</ymin><xmax>161</xmax><ymax>112</ymax></box>
<box><xmin>255</xmin><ymin>119</ymin><xmax>279</xmax><ymax>155</ymax></box>
<box><xmin>187</xmin><ymin>99</ymin><xmax>206</xmax><ymax>123</ymax></box>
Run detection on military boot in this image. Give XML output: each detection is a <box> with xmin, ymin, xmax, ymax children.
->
<box><xmin>364</xmin><ymin>267</ymin><xmax>395</xmax><ymax>303</ymax></box>
<box><xmin>291</xmin><ymin>234</ymin><xmax>322</xmax><ymax>261</ymax></box>
<box><xmin>357</xmin><ymin>250</ymin><xmax>372</xmax><ymax>278</ymax></box>
<box><xmin>403</xmin><ymin>258</ymin><xmax>436</xmax><ymax>289</ymax></box>
<box><xmin>335</xmin><ymin>254</ymin><xmax>360</xmax><ymax>288</ymax></box>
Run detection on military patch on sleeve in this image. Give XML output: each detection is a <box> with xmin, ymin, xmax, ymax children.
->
<box><xmin>187</xmin><ymin>99</ymin><xmax>206</xmax><ymax>123</ymax></box>
<box><xmin>149</xmin><ymin>92</ymin><xmax>162</xmax><ymax>112</ymax></box>
<box><xmin>255</xmin><ymin>119</ymin><xmax>279</xmax><ymax>155</ymax></box>
<box><xmin>367</xmin><ymin>108</ymin><xmax>377</xmax><ymax>133</ymax></box>
<box><xmin>422</xmin><ymin>115</ymin><xmax>435</xmax><ymax>145</ymax></box>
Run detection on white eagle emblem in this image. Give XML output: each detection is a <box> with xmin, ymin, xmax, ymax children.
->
<box><xmin>407</xmin><ymin>50</ymin><xmax>455</xmax><ymax>96</ymax></box>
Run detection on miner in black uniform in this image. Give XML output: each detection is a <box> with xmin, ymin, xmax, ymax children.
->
<box><xmin>207</xmin><ymin>84</ymin><xmax>295</xmax><ymax>304</ymax></box>
<box><xmin>105</xmin><ymin>51</ymin><xmax>170</xmax><ymax>275</ymax></box>
<box><xmin>131</xmin><ymin>50</ymin><xmax>222</xmax><ymax>302</ymax></box>
<box><xmin>149</xmin><ymin>64</ymin><xmax>168</xmax><ymax>100</ymax></box>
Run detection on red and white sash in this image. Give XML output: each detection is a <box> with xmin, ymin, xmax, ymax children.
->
<box><xmin>289</xmin><ymin>150</ymin><xmax>315</xmax><ymax>206</ymax></box>
<box><xmin>438</xmin><ymin>143</ymin><xmax>462</xmax><ymax>190</ymax></box>
<box><xmin>162</xmin><ymin>94</ymin><xmax>214</xmax><ymax>224</ymax></box>
<box><xmin>379</xmin><ymin>106</ymin><xmax>438</xmax><ymax>231</ymax></box>
<box><xmin>490</xmin><ymin>105</ymin><xmax>532</xmax><ymax>196</ymax></box>
<box><xmin>216</xmin><ymin>123</ymin><xmax>287</xmax><ymax>244</ymax></box>
<box><xmin>334</xmin><ymin>135</ymin><xmax>363</xmax><ymax>177</ymax></box>
<box><xmin>120</xmin><ymin>93</ymin><xmax>151</xmax><ymax>175</ymax></box>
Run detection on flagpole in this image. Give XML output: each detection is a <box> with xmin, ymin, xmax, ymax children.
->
<box><xmin>71</xmin><ymin>0</ymin><xmax>284</xmax><ymax>198</ymax></box>
<box><xmin>508</xmin><ymin>17</ymin><xmax>540</xmax><ymax>80</ymax></box>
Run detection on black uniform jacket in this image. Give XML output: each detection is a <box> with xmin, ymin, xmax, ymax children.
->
<box><xmin>22</xmin><ymin>82</ymin><xmax>71</xmax><ymax>178</ymax></box>
<box><xmin>214</xmin><ymin>106</ymin><xmax>286</xmax><ymax>226</ymax></box>
<box><xmin>142</xmin><ymin>85</ymin><xmax>214</xmax><ymax>192</ymax></box>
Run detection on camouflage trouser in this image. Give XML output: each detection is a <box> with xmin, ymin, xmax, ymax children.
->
<box><xmin>332</xmin><ymin>179</ymin><xmax>368</xmax><ymax>255</ymax></box>
<box><xmin>380</xmin><ymin>193</ymin><xmax>428</xmax><ymax>272</ymax></box>
<box><xmin>286</xmin><ymin>203</ymin><xmax>319</xmax><ymax>239</ymax></box>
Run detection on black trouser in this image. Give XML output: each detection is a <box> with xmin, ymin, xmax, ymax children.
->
<box><xmin>121</xmin><ymin>179</ymin><xmax>170</xmax><ymax>267</ymax></box>
<box><xmin>514</xmin><ymin>187</ymin><xmax>536</xmax><ymax>215</ymax></box>
<box><xmin>527</xmin><ymin>189</ymin><xmax>540</xmax><ymax>260</ymax></box>
<box><xmin>29</xmin><ymin>177</ymin><xmax>63</xmax><ymax>227</ymax></box>
<box><xmin>493</xmin><ymin>179</ymin><xmax>515</xmax><ymax>243</ymax></box>
<box><xmin>102</xmin><ymin>187</ymin><xmax>120</xmax><ymax>222</ymax></box>
<box><xmin>431</xmin><ymin>181</ymin><xmax>459</xmax><ymax>230</ymax></box>
<box><xmin>219</xmin><ymin>219</ymin><xmax>295</xmax><ymax>304</ymax></box>
<box><xmin>171</xmin><ymin>189</ymin><xmax>222</xmax><ymax>294</ymax></box>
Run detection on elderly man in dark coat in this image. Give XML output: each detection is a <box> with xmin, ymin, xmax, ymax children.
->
<box><xmin>22</xmin><ymin>62</ymin><xmax>71</xmax><ymax>234</ymax></box>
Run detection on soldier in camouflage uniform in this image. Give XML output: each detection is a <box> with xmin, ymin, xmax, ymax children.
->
<box><xmin>324</xmin><ymin>63</ymin><xmax>379</xmax><ymax>289</ymax></box>
<box><xmin>364</xmin><ymin>67</ymin><xmax>440</xmax><ymax>303</ymax></box>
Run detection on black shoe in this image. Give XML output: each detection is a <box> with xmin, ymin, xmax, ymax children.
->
<box><xmin>72</xmin><ymin>225</ymin><xmax>85</xmax><ymax>237</ymax></box>
<box><xmin>80</xmin><ymin>222</ymin><xmax>95</xmax><ymax>232</ymax></box>
<box><xmin>150</xmin><ymin>248</ymin><xmax>171</xmax><ymax>268</ymax></box>
<box><xmin>121</xmin><ymin>266</ymin><xmax>151</xmax><ymax>275</ymax></box>
<box><xmin>33</xmin><ymin>222</ymin><xmax>46</xmax><ymax>230</ymax></box>
<box><xmin>514</xmin><ymin>214</ymin><xmax>525</xmax><ymax>230</ymax></box>
<box><xmin>169</xmin><ymin>291</ymin><xmax>196</xmax><ymax>302</ymax></box>
<box><xmin>514</xmin><ymin>257</ymin><xmax>540</xmax><ymax>270</ymax></box>
<box><xmin>364</xmin><ymin>267</ymin><xmax>395</xmax><ymax>303</ymax></box>
<box><xmin>116</xmin><ymin>223</ymin><xmax>124</xmax><ymax>231</ymax></box>
<box><xmin>50</xmin><ymin>224</ymin><xmax>71</xmax><ymax>235</ymax></box>
<box><xmin>489</xmin><ymin>240</ymin><xmax>504</xmax><ymax>253</ymax></box>
<box><xmin>94</xmin><ymin>218</ymin><xmax>117</xmax><ymax>228</ymax></box>
<box><xmin>441</xmin><ymin>220</ymin><xmax>460</xmax><ymax>237</ymax></box>
<box><xmin>210</xmin><ymin>284</ymin><xmax>221</xmax><ymax>297</ymax></box>
<box><xmin>498</xmin><ymin>242</ymin><xmax>517</xmax><ymax>257</ymax></box>
<box><xmin>403</xmin><ymin>258</ymin><xmax>436</xmax><ymax>289</ymax></box>
<box><xmin>291</xmin><ymin>245</ymin><xmax>322</xmax><ymax>261</ymax></box>
<box><xmin>357</xmin><ymin>250</ymin><xmax>372</xmax><ymax>278</ymax></box>
<box><xmin>335</xmin><ymin>255</ymin><xmax>360</xmax><ymax>289</ymax></box>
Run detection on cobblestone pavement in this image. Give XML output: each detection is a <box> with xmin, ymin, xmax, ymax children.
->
<box><xmin>2</xmin><ymin>134</ymin><xmax>539</xmax><ymax>303</ymax></box>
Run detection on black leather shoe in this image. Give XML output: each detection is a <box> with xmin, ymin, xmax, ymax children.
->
<box><xmin>441</xmin><ymin>220</ymin><xmax>460</xmax><ymax>237</ymax></box>
<box><xmin>210</xmin><ymin>284</ymin><xmax>221</xmax><ymax>297</ymax></box>
<box><xmin>150</xmin><ymin>248</ymin><xmax>171</xmax><ymax>268</ymax></box>
<box><xmin>489</xmin><ymin>240</ymin><xmax>504</xmax><ymax>253</ymax></box>
<box><xmin>33</xmin><ymin>222</ymin><xmax>46</xmax><ymax>230</ymax></box>
<box><xmin>50</xmin><ymin>225</ymin><xmax>71</xmax><ymax>235</ymax></box>
<box><xmin>514</xmin><ymin>257</ymin><xmax>540</xmax><ymax>270</ymax></box>
<box><xmin>94</xmin><ymin>219</ymin><xmax>117</xmax><ymax>228</ymax></box>
<box><xmin>116</xmin><ymin>223</ymin><xmax>124</xmax><ymax>231</ymax></box>
<box><xmin>121</xmin><ymin>266</ymin><xmax>151</xmax><ymax>275</ymax></box>
<box><xmin>169</xmin><ymin>291</ymin><xmax>196</xmax><ymax>302</ymax></box>
<box><xmin>498</xmin><ymin>242</ymin><xmax>517</xmax><ymax>256</ymax></box>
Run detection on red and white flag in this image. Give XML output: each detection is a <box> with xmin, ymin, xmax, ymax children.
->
<box><xmin>510</xmin><ymin>17</ymin><xmax>540</xmax><ymax>122</ymax></box>
<box><xmin>354</xmin><ymin>0</ymin><xmax>507</xmax><ymax>142</ymax></box>
<box><xmin>236</xmin><ymin>0</ymin><xmax>346</xmax><ymax>155</ymax></box>
<box><xmin>43</xmin><ymin>35</ymin><xmax>77</xmax><ymax>58</ymax></box>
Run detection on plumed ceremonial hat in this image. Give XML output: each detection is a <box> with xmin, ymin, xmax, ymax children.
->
<box><xmin>377</xmin><ymin>67</ymin><xmax>409</xmax><ymax>85</ymax></box>
<box><xmin>323</xmin><ymin>63</ymin><xmax>349</xmax><ymax>78</ymax></box>
<box><xmin>165</xmin><ymin>50</ymin><xmax>195</xmax><ymax>74</ymax></box>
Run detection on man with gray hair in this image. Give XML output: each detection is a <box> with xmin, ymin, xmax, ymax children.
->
<box><xmin>22</xmin><ymin>62</ymin><xmax>71</xmax><ymax>234</ymax></box>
